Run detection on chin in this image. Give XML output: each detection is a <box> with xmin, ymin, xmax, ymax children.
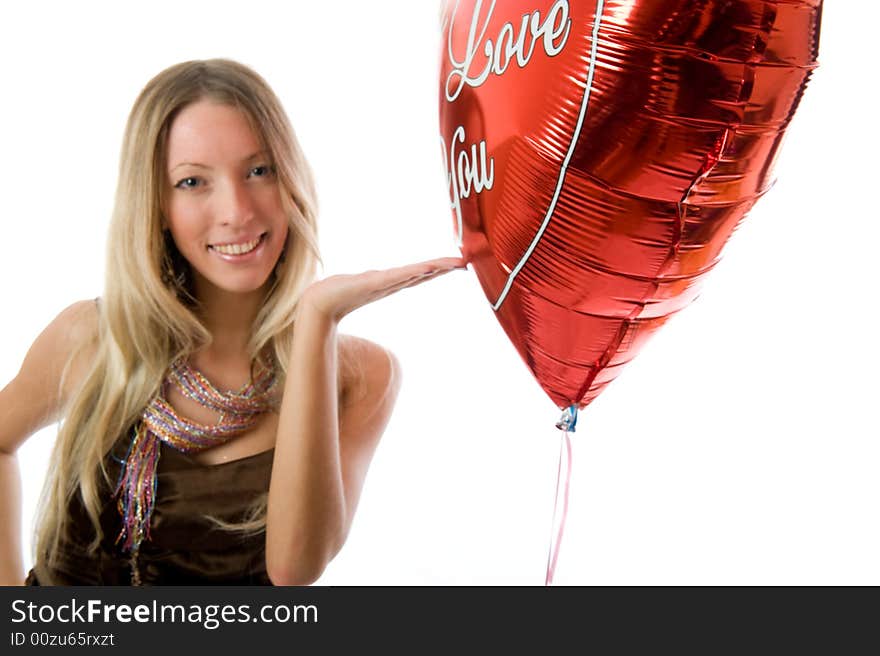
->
<box><xmin>195</xmin><ymin>269</ymin><xmax>276</xmax><ymax>297</ymax></box>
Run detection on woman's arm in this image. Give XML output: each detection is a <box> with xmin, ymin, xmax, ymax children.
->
<box><xmin>0</xmin><ymin>451</ymin><xmax>24</xmax><ymax>584</ymax></box>
<box><xmin>0</xmin><ymin>300</ymin><xmax>98</xmax><ymax>584</ymax></box>
<box><xmin>265</xmin><ymin>306</ymin><xmax>344</xmax><ymax>586</ymax></box>
<box><xmin>265</xmin><ymin>257</ymin><xmax>463</xmax><ymax>585</ymax></box>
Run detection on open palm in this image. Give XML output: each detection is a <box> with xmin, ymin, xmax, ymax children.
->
<box><xmin>299</xmin><ymin>256</ymin><xmax>467</xmax><ymax>323</ymax></box>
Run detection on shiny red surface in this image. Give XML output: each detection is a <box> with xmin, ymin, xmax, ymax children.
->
<box><xmin>440</xmin><ymin>0</ymin><xmax>822</xmax><ymax>409</ymax></box>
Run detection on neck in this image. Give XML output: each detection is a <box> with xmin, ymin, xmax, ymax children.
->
<box><xmin>192</xmin><ymin>276</ymin><xmax>268</xmax><ymax>359</ymax></box>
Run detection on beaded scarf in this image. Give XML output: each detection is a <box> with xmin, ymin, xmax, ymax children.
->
<box><xmin>115</xmin><ymin>357</ymin><xmax>279</xmax><ymax>557</ymax></box>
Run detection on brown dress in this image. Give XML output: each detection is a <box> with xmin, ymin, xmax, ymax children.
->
<box><xmin>26</xmin><ymin>430</ymin><xmax>274</xmax><ymax>586</ymax></box>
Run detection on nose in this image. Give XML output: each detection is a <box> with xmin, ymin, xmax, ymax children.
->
<box><xmin>218</xmin><ymin>179</ymin><xmax>257</xmax><ymax>227</ymax></box>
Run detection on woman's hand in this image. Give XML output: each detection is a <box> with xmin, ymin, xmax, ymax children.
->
<box><xmin>297</xmin><ymin>256</ymin><xmax>467</xmax><ymax>323</ymax></box>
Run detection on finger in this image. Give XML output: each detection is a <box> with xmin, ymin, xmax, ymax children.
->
<box><xmin>373</xmin><ymin>257</ymin><xmax>466</xmax><ymax>290</ymax></box>
<box><xmin>395</xmin><ymin>256</ymin><xmax>467</xmax><ymax>277</ymax></box>
<box><xmin>348</xmin><ymin>270</ymin><xmax>429</xmax><ymax>301</ymax></box>
<box><xmin>423</xmin><ymin>256</ymin><xmax>467</xmax><ymax>269</ymax></box>
<box><xmin>349</xmin><ymin>265</ymin><xmax>464</xmax><ymax>313</ymax></box>
<box><xmin>378</xmin><ymin>266</ymin><xmax>461</xmax><ymax>297</ymax></box>
<box><xmin>394</xmin><ymin>263</ymin><xmax>462</xmax><ymax>289</ymax></box>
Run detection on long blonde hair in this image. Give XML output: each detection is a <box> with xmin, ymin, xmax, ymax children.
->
<box><xmin>35</xmin><ymin>59</ymin><xmax>321</xmax><ymax>573</ymax></box>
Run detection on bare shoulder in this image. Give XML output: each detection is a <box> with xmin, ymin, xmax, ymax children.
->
<box><xmin>337</xmin><ymin>334</ymin><xmax>401</xmax><ymax>413</ymax></box>
<box><xmin>31</xmin><ymin>299</ymin><xmax>100</xmax><ymax>377</ymax></box>
<box><xmin>0</xmin><ymin>299</ymin><xmax>100</xmax><ymax>452</ymax></box>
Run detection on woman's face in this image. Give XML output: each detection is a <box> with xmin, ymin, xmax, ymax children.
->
<box><xmin>164</xmin><ymin>99</ymin><xmax>288</xmax><ymax>298</ymax></box>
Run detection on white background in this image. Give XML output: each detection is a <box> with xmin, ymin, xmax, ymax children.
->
<box><xmin>0</xmin><ymin>1</ymin><xmax>875</xmax><ymax>585</ymax></box>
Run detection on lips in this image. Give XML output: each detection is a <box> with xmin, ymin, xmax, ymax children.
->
<box><xmin>208</xmin><ymin>233</ymin><xmax>266</xmax><ymax>256</ymax></box>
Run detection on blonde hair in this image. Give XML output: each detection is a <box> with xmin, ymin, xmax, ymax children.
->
<box><xmin>35</xmin><ymin>59</ymin><xmax>321</xmax><ymax>575</ymax></box>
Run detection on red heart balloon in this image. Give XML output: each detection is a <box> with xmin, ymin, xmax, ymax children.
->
<box><xmin>439</xmin><ymin>0</ymin><xmax>822</xmax><ymax>411</ymax></box>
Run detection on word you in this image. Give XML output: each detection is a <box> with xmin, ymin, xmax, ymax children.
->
<box><xmin>441</xmin><ymin>125</ymin><xmax>495</xmax><ymax>246</ymax></box>
<box><xmin>445</xmin><ymin>0</ymin><xmax>571</xmax><ymax>102</ymax></box>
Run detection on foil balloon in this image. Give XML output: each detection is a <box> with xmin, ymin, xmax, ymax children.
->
<box><xmin>439</xmin><ymin>0</ymin><xmax>822</xmax><ymax>413</ymax></box>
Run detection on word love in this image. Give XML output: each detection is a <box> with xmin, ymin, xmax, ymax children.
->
<box><xmin>441</xmin><ymin>125</ymin><xmax>495</xmax><ymax>246</ymax></box>
<box><xmin>445</xmin><ymin>0</ymin><xmax>571</xmax><ymax>102</ymax></box>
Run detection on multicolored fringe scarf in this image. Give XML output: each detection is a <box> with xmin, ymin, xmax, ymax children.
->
<box><xmin>115</xmin><ymin>357</ymin><xmax>279</xmax><ymax>554</ymax></box>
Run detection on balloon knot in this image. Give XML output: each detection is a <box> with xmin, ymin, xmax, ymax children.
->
<box><xmin>555</xmin><ymin>405</ymin><xmax>578</xmax><ymax>432</ymax></box>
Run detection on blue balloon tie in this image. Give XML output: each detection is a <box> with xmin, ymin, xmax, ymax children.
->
<box><xmin>555</xmin><ymin>405</ymin><xmax>578</xmax><ymax>432</ymax></box>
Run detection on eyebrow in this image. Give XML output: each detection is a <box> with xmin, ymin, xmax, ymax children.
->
<box><xmin>169</xmin><ymin>150</ymin><xmax>269</xmax><ymax>173</ymax></box>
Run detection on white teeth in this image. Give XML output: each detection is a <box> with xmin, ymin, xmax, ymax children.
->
<box><xmin>211</xmin><ymin>236</ymin><xmax>262</xmax><ymax>256</ymax></box>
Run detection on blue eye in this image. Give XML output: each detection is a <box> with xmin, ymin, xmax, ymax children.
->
<box><xmin>175</xmin><ymin>177</ymin><xmax>201</xmax><ymax>190</ymax></box>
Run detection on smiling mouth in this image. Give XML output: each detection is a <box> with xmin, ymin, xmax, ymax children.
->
<box><xmin>208</xmin><ymin>233</ymin><xmax>267</xmax><ymax>256</ymax></box>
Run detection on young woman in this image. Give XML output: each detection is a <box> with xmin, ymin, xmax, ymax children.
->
<box><xmin>0</xmin><ymin>59</ymin><xmax>464</xmax><ymax>585</ymax></box>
